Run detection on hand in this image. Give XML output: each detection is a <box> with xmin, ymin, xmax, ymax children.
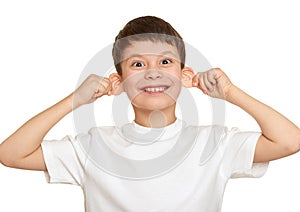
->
<box><xmin>73</xmin><ymin>74</ymin><xmax>112</xmax><ymax>108</ymax></box>
<box><xmin>192</xmin><ymin>68</ymin><xmax>233</xmax><ymax>100</ymax></box>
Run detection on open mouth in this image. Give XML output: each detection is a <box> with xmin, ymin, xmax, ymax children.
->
<box><xmin>142</xmin><ymin>86</ymin><xmax>170</xmax><ymax>94</ymax></box>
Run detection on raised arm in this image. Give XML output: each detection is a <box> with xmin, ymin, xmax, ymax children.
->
<box><xmin>227</xmin><ymin>85</ymin><xmax>300</xmax><ymax>162</ymax></box>
<box><xmin>192</xmin><ymin>68</ymin><xmax>300</xmax><ymax>163</ymax></box>
<box><xmin>0</xmin><ymin>74</ymin><xmax>112</xmax><ymax>171</ymax></box>
<box><xmin>0</xmin><ymin>94</ymin><xmax>73</xmax><ymax>170</ymax></box>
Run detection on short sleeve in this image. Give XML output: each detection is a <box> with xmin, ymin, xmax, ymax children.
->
<box><xmin>41</xmin><ymin>135</ymin><xmax>88</xmax><ymax>186</ymax></box>
<box><xmin>220</xmin><ymin>128</ymin><xmax>268</xmax><ymax>179</ymax></box>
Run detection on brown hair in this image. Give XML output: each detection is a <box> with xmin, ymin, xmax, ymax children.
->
<box><xmin>112</xmin><ymin>16</ymin><xmax>186</xmax><ymax>75</ymax></box>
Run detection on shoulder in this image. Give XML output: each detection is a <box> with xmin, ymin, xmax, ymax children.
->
<box><xmin>87</xmin><ymin>126</ymin><xmax>117</xmax><ymax>136</ymax></box>
<box><xmin>188</xmin><ymin>124</ymin><xmax>258</xmax><ymax>164</ymax></box>
<box><xmin>76</xmin><ymin>125</ymin><xmax>119</xmax><ymax>144</ymax></box>
<box><xmin>187</xmin><ymin>124</ymin><xmax>229</xmax><ymax>141</ymax></box>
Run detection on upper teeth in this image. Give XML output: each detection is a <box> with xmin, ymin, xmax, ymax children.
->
<box><xmin>144</xmin><ymin>87</ymin><xmax>167</xmax><ymax>92</ymax></box>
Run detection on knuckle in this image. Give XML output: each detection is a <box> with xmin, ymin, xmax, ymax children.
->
<box><xmin>89</xmin><ymin>74</ymin><xmax>97</xmax><ymax>78</ymax></box>
<box><xmin>214</xmin><ymin>67</ymin><xmax>222</xmax><ymax>72</ymax></box>
<box><xmin>197</xmin><ymin>72</ymin><xmax>204</xmax><ymax>78</ymax></box>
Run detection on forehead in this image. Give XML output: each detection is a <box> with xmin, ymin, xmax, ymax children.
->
<box><xmin>122</xmin><ymin>41</ymin><xmax>180</xmax><ymax>60</ymax></box>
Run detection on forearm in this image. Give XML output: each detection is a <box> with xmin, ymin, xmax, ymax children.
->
<box><xmin>226</xmin><ymin>85</ymin><xmax>300</xmax><ymax>147</ymax></box>
<box><xmin>0</xmin><ymin>93</ymin><xmax>74</xmax><ymax>163</ymax></box>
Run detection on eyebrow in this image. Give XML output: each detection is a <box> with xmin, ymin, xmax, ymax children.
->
<box><xmin>159</xmin><ymin>51</ymin><xmax>179</xmax><ymax>58</ymax></box>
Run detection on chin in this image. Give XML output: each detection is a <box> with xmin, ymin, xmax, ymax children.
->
<box><xmin>132</xmin><ymin>98</ymin><xmax>176</xmax><ymax>112</ymax></box>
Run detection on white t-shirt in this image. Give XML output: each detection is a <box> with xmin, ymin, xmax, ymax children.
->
<box><xmin>41</xmin><ymin>119</ymin><xmax>268</xmax><ymax>212</ymax></box>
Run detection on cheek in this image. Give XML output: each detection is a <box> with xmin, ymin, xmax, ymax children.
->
<box><xmin>122</xmin><ymin>78</ymin><xmax>140</xmax><ymax>101</ymax></box>
<box><xmin>165</xmin><ymin>83</ymin><xmax>181</xmax><ymax>101</ymax></box>
<box><xmin>165</xmin><ymin>71</ymin><xmax>183</xmax><ymax>98</ymax></box>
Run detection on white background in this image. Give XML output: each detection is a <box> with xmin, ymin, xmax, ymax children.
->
<box><xmin>0</xmin><ymin>0</ymin><xmax>299</xmax><ymax>211</ymax></box>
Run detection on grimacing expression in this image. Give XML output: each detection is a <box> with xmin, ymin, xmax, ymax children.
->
<box><xmin>120</xmin><ymin>41</ymin><xmax>183</xmax><ymax>111</ymax></box>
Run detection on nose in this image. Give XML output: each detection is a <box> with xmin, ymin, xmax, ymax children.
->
<box><xmin>144</xmin><ymin>70</ymin><xmax>162</xmax><ymax>80</ymax></box>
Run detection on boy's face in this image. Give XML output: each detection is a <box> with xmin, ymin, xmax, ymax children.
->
<box><xmin>119</xmin><ymin>41</ymin><xmax>186</xmax><ymax>111</ymax></box>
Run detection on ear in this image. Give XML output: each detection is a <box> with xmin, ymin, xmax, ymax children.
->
<box><xmin>109</xmin><ymin>73</ymin><xmax>124</xmax><ymax>95</ymax></box>
<box><xmin>181</xmin><ymin>67</ymin><xmax>195</xmax><ymax>88</ymax></box>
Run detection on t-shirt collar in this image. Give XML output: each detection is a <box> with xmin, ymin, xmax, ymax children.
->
<box><xmin>121</xmin><ymin>118</ymin><xmax>185</xmax><ymax>144</ymax></box>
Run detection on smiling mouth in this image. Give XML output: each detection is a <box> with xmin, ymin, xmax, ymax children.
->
<box><xmin>142</xmin><ymin>86</ymin><xmax>170</xmax><ymax>94</ymax></box>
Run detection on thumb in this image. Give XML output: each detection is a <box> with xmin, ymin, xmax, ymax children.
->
<box><xmin>192</xmin><ymin>73</ymin><xmax>200</xmax><ymax>87</ymax></box>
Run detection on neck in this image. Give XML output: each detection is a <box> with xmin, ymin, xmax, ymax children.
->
<box><xmin>133</xmin><ymin>104</ymin><xmax>177</xmax><ymax>128</ymax></box>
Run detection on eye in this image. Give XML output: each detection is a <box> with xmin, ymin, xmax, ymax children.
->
<box><xmin>132</xmin><ymin>61</ymin><xmax>145</xmax><ymax>67</ymax></box>
<box><xmin>160</xmin><ymin>59</ymin><xmax>172</xmax><ymax>65</ymax></box>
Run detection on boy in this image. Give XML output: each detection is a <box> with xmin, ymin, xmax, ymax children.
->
<box><xmin>0</xmin><ymin>16</ymin><xmax>299</xmax><ymax>212</ymax></box>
